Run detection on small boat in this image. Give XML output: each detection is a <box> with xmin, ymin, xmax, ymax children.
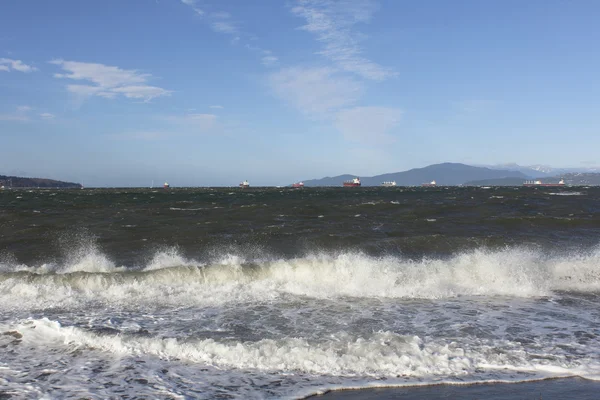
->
<box><xmin>163</xmin><ymin>182</ymin><xmax>170</xmax><ymax>189</ymax></box>
<box><xmin>239</xmin><ymin>180</ymin><xmax>250</xmax><ymax>188</ymax></box>
<box><xmin>381</xmin><ymin>181</ymin><xmax>396</xmax><ymax>187</ymax></box>
<box><xmin>343</xmin><ymin>178</ymin><xmax>361</xmax><ymax>187</ymax></box>
<box><xmin>421</xmin><ymin>180</ymin><xmax>437</xmax><ymax>187</ymax></box>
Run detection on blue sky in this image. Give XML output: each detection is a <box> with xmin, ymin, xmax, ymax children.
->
<box><xmin>1</xmin><ymin>0</ymin><xmax>599</xmax><ymax>186</ymax></box>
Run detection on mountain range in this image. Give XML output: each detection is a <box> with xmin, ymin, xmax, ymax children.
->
<box><xmin>300</xmin><ymin>163</ymin><xmax>529</xmax><ymax>187</ymax></box>
<box><xmin>299</xmin><ymin>163</ymin><xmax>600</xmax><ymax>187</ymax></box>
<box><xmin>479</xmin><ymin>163</ymin><xmax>600</xmax><ymax>177</ymax></box>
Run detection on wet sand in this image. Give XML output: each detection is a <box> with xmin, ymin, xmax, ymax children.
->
<box><xmin>309</xmin><ymin>377</ymin><xmax>600</xmax><ymax>399</ymax></box>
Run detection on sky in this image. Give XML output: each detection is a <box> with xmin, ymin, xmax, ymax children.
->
<box><xmin>1</xmin><ymin>0</ymin><xmax>599</xmax><ymax>187</ymax></box>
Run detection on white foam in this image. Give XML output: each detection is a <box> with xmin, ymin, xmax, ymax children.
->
<box><xmin>144</xmin><ymin>247</ymin><xmax>202</xmax><ymax>271</ymax></box>
<box><xmin>7</xmin><ymin>318</ymin><xmax>600</xmax><ymax>381</ymax></box>
<box><xmin>2</xmin><ymin>247</ymin><xmax>600</xmax><ymax>310</ymax></box>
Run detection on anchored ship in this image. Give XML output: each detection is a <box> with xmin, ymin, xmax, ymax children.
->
<box><xmin>523</xmin><ymin>179</ymin><xmax>565</xmax><ymax>187</ymax></box>
<box><xmin>292</xmin><ymin>182</ymin><xmax>304</xmax><ymax>188</ymax></box>
<box><xmin>343</xmin><ymin>177</ymin><xmax>361</xmax><ymax>187</ymax></box>
<box><xmin>421</xmin><ymin>180</ymin><xmax>437</xmax><ymax>187</ymax></box>
<box><xmin>381</xmin><ymin>181</ymin><xmax>396</xmax><ymax>187</ymax></box>
<box><xmin>239</xmin><ymin>180</ymin><xmax>250</xmax><ymax>188</ymax></box>
<box><xmin>163</xmin><ymin>182</ymin><xmax>170</xmax><ymax>189</ymax></box>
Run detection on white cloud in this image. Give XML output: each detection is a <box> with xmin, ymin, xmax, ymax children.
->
<box><xmin>181</xmin><ymin>1</ymin><xmax>239</xmax><ymax>34</ymax></box>
<box><xmin>0</xmin><ymin>58</ymin><xmax>37</xmax><ymax>73</ymax></box>
<box><xmin>211</xmin><ymin>21</ymin><xmax>237</xmax><ymax>34</ymax></box>
<box><xmin>291</xmin><ymin>0</ymin><xmax>394</xmax><ymax>81</ymax></box>
<box><xmin>50</xmin><ymin>59</ymin><xmax>171</xmax><ymax>102</ymax></box>
<box><xmin>334</xmin><ymin>106</ymin><xmax>401</xmax><ymax>142</ymax></box>
<box><xmin>181</xmin><ymin>0</ymin><xmax>204</xmax><ymax>15</ymax></box>
<box><xmin>269</xmin><ymin>66</ymin><xmax>363</xmax><ymax>116</ymax></box>
<box><xmin>209</xmin><ymin>105</ymin><xmax>224</xmax><ymax>109</ymax></box>
<box><xmin>0</xmin><ymin>107</ymin><xmax>58</xmax><ymax>122</ymax></box>
<box><xmin>110</xmin><ymin>85</ymin><xmax>171</xmax><ymax>101</ymax></box>
<box><xmin>261</xmin><ymin>55</ymin><xmax>279</xmax><ymax>67</ymax></box>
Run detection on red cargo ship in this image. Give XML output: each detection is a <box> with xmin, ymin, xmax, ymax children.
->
<box><xmin>343</xmin><ymin>178</ymin><xmax>361</xmax><ymax>187</ymax></box>
<box><xmin>292</xmin><ymin>182</ymin><xmax>304</xmax><ymax>188</ymax></box>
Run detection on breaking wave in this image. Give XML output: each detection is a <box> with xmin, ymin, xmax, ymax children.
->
<box><xmin>1</xmin><ymin>246</ymin><xmax>600</xmax><ymax>310</ymax></box>
<box><xmin>4</xmin><ymin>318</ymin><xmax>600</xmax><ymax>380</ymax></box>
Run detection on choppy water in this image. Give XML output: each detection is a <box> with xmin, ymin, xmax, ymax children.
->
<box><xmin>1</xmin><ymin>187</ymin><xmax>600</xmax><ymax>399</ymax></box>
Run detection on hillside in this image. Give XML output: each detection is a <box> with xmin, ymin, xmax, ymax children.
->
<box><xmin>0</xmin><ymin>175</ymin><xmax>82</xmax><ymax>188</ymax></box>
<box><xmin>465</xmin><ymin>173</ymin><xmax>600</xmax><ymax>186</ymax></box>
<box><xmin>464</xmin><ymin>177</ymin><xmax>531</xmax><ymax>186</ymax></box>
<box><xmin>300</xmin><ymin>163</ymin><xmax>528</xmax><ymax>187</ymax></box>
<box><xmin>557</xmin><ymin>173</ymin><xmax>600</xmax><ymax>186</ymax></box>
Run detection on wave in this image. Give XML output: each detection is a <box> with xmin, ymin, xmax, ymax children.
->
<box><xmin>1</xmin><ymin>246</ymin><xmax>600</xmax><ymax>309</ymax></box>
<box><xmin>5</xmin><ymin>318</ymin><xmax>600</xmax><ymax>381</ymax></box>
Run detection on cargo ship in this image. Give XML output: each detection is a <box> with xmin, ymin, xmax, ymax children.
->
<box><xmin>292</xmin><ymin>182</ymin><xmax>304</xmax><ymax>188</ymax></box>
<box><xmin>343</xmin><ymin>177</ymin><xmax>361</xmax><ymax>187</ymax></box>
<box><xmin>381</xmin><ymin>181</ymin><xmax>396</xmax><ymax>187</ymax></box>
<box><xmin>421</xmin><ymin>180</ymin><xmax>437</xmax><ymax>187</ymax></box>
<box><xmin>523</xmin><ymin>179</ymin><xmax>565</xmax><ymax>187</ymax></box>
<box><xmin>239</xmin><ymin>180</ymin><xmax>250</xmax><ymax>188</ymax></box>
<box><xmin>163</xmin><ymin>182</ymin><xmax>170</xmax><ymax>189</ymax></box>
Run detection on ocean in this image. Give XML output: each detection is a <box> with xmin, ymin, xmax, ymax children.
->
<box><xmin>1</xmin><ymin>186</ymin><xmax>600</xmax><ymax>399</ymax></box>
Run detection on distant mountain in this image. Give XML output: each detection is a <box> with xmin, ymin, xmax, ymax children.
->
<box><xmin>556</xmin><ymin>173</ymin><xmax>600</xmax><ymax>186</ymax></box>
<box><xmin>464</xmin><ymin>177</ymin><xmax>529</xmax><ymax>186</ymax></box>
<box><xmin>301</xmin><ymin>163</ymin><xmax>528</xmax><ymax>187</ymax></box>
<box><xmin>476</xmin><ymin>163</ymin><xmax>550</xmax><ymax>178</ymax></box>
<box><xmin>0</xmin><ymin>175</ymin><xmax>82</xmax><ymax>188</ymax></box>
<box><xmin>480</xmin><ymin>163</ymin><xmax>600</xmax><ymax>177</ymax></box>
<box><xmin>298</xmin><ymin>174</ymin><xmax>358</xmax><ymax>187</ymax></box>
<box><xmin>465</xmin><ymin>173</ymin><xmax>600</xmax><ymax>186</ymax></box>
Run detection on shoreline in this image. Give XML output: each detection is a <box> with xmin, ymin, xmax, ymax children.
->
<box><xmin>301</xmin><ymin>377</ymin><xmax>600</xmax><ymax>400</ymax></box>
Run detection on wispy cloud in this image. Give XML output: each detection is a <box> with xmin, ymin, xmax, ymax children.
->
<box><xmin>40</xmin><ymin>112</ymin><xmax>55</xmax><ymax>119</ymax></box>
<box><xmin>180</xmin><ymin>0</ymin><xmax>204</xmax><ymax>15</ymax></box>
<box><xmin>209</xmin><ymin>105</ymin><xmax>224</xmax><ymax>109</ymax></box>
<box><xmin>262</xmin><ymin>55</ymin><xmax>279</xmax><ymax>67</ymax></box>
<box><xmin>50</xmin><ymin>59</ymin><xmax>172</xmax><ymax>102</ymax></box>
<box><xmin>0</xmin><ymin>105</ymin><xmax>31</xmax><ymax>121</ymax></box>
<box><xmin>0</xmin><ymin>58</ymin><xmax>37</xmax><ymax>73</ymax></box>
<box><xmin>269</xmin><ymin>67</ymin><xmax>363</xmax><ymax>116</ymax></box>
<box><xmin>181</xmin><ymin>1</ymin><xmax>239</xmax><ymax>35</ymax></box>
<box><xmin>291</xmin><ymin>0</ymin><xmax>394</xmax><ymax>81</ymax></box>
<box><xmin>17</xmin><ymin>105</ymin><xmax>33</xmax><ymax>113</ymax></box>
<box><xmin>334</xmin><ymin>106</ymin><xmax>401</xmax><ymax>142</ymax></box>
<box><xmin>211</xmin><ymin>20</ymin><xmax>237</xmax><ymax>34</ymax></box>
<box><xmin>181</xmin><ymin>1</ymin><xmax>278</xmax><ymax>63</ymax></box>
